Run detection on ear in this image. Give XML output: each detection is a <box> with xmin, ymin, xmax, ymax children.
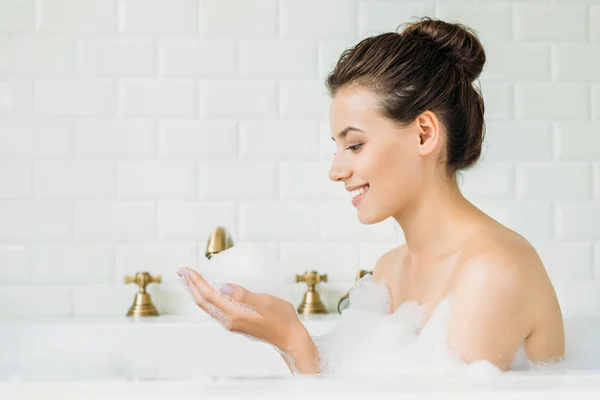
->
<box><xmin>415</xmin><ymin>110</ymin><xmax>441</xmax><ymax>157</ymax></box>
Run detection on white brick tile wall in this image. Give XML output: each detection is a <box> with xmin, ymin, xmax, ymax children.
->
<box><xmin>159</xmin><ymin>120</ymin><xmax>238</xmax><ymax>158</ymax></box>
<box><xmin>35</xmin><ymin>79</ymin><xmax>116</xmax><ymax>116</ymax></box>
<box><xmin>514</xmin><ymin>4</ymin><xmax>588</xmax><ymax>42</ymax></box>
<box><xmin>158</xmin><ymin>39</ymin><xmax>237</xmax><ymax>78</ymax></box>
<box><xmin>0</xmin><ymin>160</ymin><xmax>31</xmax><ymax>198</ymax></box>
<box><xmin>36</xmin><ymin>0</ymin><xmax>116</xmax><ymax>34</ymax></box>
<box><xmin>0</xmin><ymin>37</ymin><xmax>74</xmax><ymax>76</ymax></box>
<box><xmin>200</xmin><ymin>0</ymin><xmax>278</xmax><ymax>38</ymax></box>
<box><xmin>279</xmin><ymin>0</ymin><xmax>357</xmax><ymax>39</ymax></box>
<box><xmin>34</xmin><ymin>160</ymin><xmax>116</xmax><ymax>199</ymax></box>
<box><xmin>119</xmin><ymin>80</ymin><xmax>197</xmax><ymax>117</ymax></box>
<box><xmin>118</xmin><ymin>0</ymin><xmax>198</xmax><ymax>36</ymax></box>
<box><xmin>32</xmin><ymin>244</ymin><xmax>114</xmax><ymax>284</ymax></box>
<box><xmin>0</xmin><ymin>244</ymin><xmax>30</xmax><ymax>284</ymax></box>
<box><xmin>77</xmin><ymin>38</ymin><xmax>156</xmax><ymax>77</ymax></box>
<box><xmin>200</xmin><ymin>80</ymin><xmax>278</xmax><ymax>119</ymax></box>
<box><xmin>0</xmin><ymin>80</ymin><xmax>32</xmax><ymax>115</ymax></box>
<box><xmin>0</xmin><ymin>119</ymin><xmax>74</xmax><ymax>157</ymax></box>
<box><xmin>1</xmin><ymin>0</ymin><xmax>599</xmax><ymax>317</ymax></box>
<box><xmin>0</xmin><ymin>0</ymin><xmax>34</xmax><ymax>34</ymax></box>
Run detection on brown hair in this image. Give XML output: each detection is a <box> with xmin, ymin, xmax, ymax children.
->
<box><xmin>326</xmin><ymin>17</ymin><xmax>486</xmax><ymax>179</ymax></box>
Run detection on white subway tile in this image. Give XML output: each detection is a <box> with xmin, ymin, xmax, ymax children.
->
<box><xmin>358</xmin><ymin>1</ymin><xmax>435</xmax><ymax>37</ymax></box>
<box><xmin>475</xmin><ymin>200</ymin><xmax>554</xmax><ymax>240</ymax></box>
<box><xmin>240</xmin><ymin>121</ymin><xmax>319</xmax><ymax>159</ymax></box>
<box><xmin>34</xmin><ymin>160</ymin><xmax>115</xmax><ymax>199</ymax></box>
<box><xmin>460</xmin><ymin>162</ymin><xmax>515</xmax><ymax>200</ymax></box>
<box><xmin>0</xmin><ymin>201</ymin><xmax>72</xmax><ymax>240</ymax></box>
<box><xmin>198</xmin><ymin>161</ymin><xmax>277</xmax><ymax>199</ymax></box>
<box><xmin>0</xmin><ymin>286</ymin><xmax>72</xmax><ymax>316</ymax></box>
<box><xmin>555</xmin><ymin>123</ymin><xmax>600</xmax><ymax>161</ymax></box>
<box><xmin>556</xmin><ymin>202</ymin><xmax>600</xmax><ymax>240</ymax></box>
<box><xmin>481</xmin><ymin>121</ymin><xmax>554</xmax><ymax>162</ymax></box>
<box><xmin>118</xmin><ymin>0</ymin><xmax>198</xmax><ymax>35</ymax></box>
<box><xmin>594</xmin><ymin>84</ymin><xmax>600</xmax><ymax>121</ymax></box>
<box><xmin>436</xmin><ymin>3</ymin><xmax>512</xmax><ymax>43</ymax></box>
<box><xmin>514</xmin><ymin>4</ymin><xmax>587</xmax><ymax>42</ymax></box>
<box><xmin>479</xmin><ymin>82</ymin><xmax>514</xmax><ymax>120</ymax></box>
<box><xmin>118</xmin><ymin>160</ymin><xmax>196</xmax><ymax>199</ymax></box>
<box><xmin>157</xmin><ymin>201</ymin><xmax>237</xmax><ymax>241</ymax></box>
<box><xmin>0</xmin><ymin>0</ymin><xmax>34</xmax><ymax>33</ymax></box>
<box><xmin>595</xmin><ymin>243</ymin><xmax>600</xmax><ymax>279</ymax></box>
<box><xmin>516</xmin><ymin>162</ymin><xmax>592</xmax><ymax>200</ymax></box>
<box><xmin>35</xmin><ymin>79</ymin><xmax>116</xmax><ymax>116</ymax></box>
<box><xmin>280</xmin><ymin>161</ymin><xmax>345</xmax><ymax>200</ymax></box>
<box><xmin>240</xmin><ymin>201</ymin><xmax>319</xmax><ymax>240</ymax></box>
<box><xmin>483</xmin><ymin>42</ymin><xmax>551</xmax><ymax>81</ymax></box>
<box><xmin>280</xmin><ymin>79</ymin><xmax>331</xmax><ymax>118</ymax></box>
<box><xmin>318</xmin><ymin>40</ymin><xmax>357</xmax><ymax>79</ymax></box>
<box><xmin>280</xmin><ymin>242</ymin><xmax>359</xmax><ymax>283</ymax></box>
<box><xmin>74</xmin><ymin>202</ymin><xmax>155</xmax><ymax>241</ymax></box>
<box><xmin>239</xmin><ymin>40</ymin><xmax>317</xmax><ymax>78</ymax></box>
<box><xmin>200</xmin><ymin>80</ymin><xmax>278</xmax><ymax>119</ymax></box>
<box><xmin>200</xmin><ymin>0</ymin><xmax>278</xmax><ymax>37</ymax></box>
<box><xmin>37</xmin><ymin>0</ymin><xmax>116</xmax><ymax>34</ymax></box>
<box><xmin>0</xmin><ymin>244</ymin><xmax>30</xmax><ymax>285</ymax></box>
<box><xmin>595</xmin><ymin>164</ymin><xmax>600</xmax><ymax>200</ymax></box>
<box><xmin>116</xmin><ymin>243</ymin><xmax>198</xmax><ymax>284</ymax></box>
<box><xmin>76</xmin><ymin>119</ymin><xmax>156</xmax><ymax>157</ymax></box>
<box><xmin>516</xmin><ymin>83</ymin><xmax>589</xmax><ymax>120</ymax></box>
<box><xmin>159</xmin><ymin>39</ymin><xmax>237</xmax><ymax>78</ymax></box>
<box><xmin>553</xmin><ymin>281</ymin><xmax>600</xmax><ymax>317</ymax></box>
<box><xmin>0</xmin><ymin>119</ymin><xmax>74</xmax><ymax>157</ymax></box>
<box><xmin>32</xmin><ymin>244</ymin><xmax>114</xmax><ymax>284</ymax></box>
<box><xmin>0</xmin><ymin>160</ymin><xmax>31</xmax><ymax>198</ymax></box>
<box><xmin>159</xmin><ymin>120</ymin><xmax>238</xmax><ymax>158</ymax></box>
<box><xmin>73</xmin><ymin>284</ymin><xmax>134</xmax><ymax>316</ymax></box>
<box><xmin>319</xmin><ymin>120</ymin><xmax>337</xmax><ymax>160</ymax></box>
<box><xmin>0</xmin><ymin>37</ymin><xmax>74</xmax><ymax>75</ymax></box>
<box><xmin>555</xmin><ymin>44</ymin><xmax>600</xmax><ymax>81</ymax></box>
<box><xmin>0</xmin><ymin>80</ymin><xmax>33</xmax><ymax>116</ymax></box>
<box><xmin>319</xmin><ymin>201</ymin><xmax>397</xmax><ymax>241</ymax></box>
<box><xmin>280</xmin><ymin>0</ymin><xmax>356</xmax><ymax>39</ymax></box>
<box><xmin>531</xmin><ymin>241</ymin><xmax>593</xmax><ymax>281</ymax></box>
<box><xmin>593</xmin><ymin>6</ymin><xmax>600</xmax><ymax>43</ymax></box>
<box><xmin>120</xmin><ymin>80</ymin><xmax>197</xmax><ymax>117</ymax></box>
<box><xmin>77</xmin><ymin>38</ymin><xmax>156</xmax><ymax>77</ymax></box>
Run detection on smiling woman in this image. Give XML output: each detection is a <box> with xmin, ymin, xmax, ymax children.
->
<box><xmin>175</xmin><ymin>16</ymin><xmax>565</xmax><ymax>377</ymax></box>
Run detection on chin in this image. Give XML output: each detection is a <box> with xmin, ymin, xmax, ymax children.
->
<box><xmin>357</xmin><ymin>209</ymin><xmax>387</xmax><ymax>225</ymax></box>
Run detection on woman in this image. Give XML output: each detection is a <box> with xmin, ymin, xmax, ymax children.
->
<box><xmin>178</xmin><ymin>17</ymin><xmax>565</xmax><ymax>374</ymax></box>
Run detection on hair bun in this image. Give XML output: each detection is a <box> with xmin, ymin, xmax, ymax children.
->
<box><xmin>401</xmin><ymin>17</ymin><xmax>485</xmax><ymax>82</ymax></box>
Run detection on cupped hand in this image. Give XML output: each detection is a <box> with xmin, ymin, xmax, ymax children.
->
<box><xmin>177</xmin><ymin>266</ymin><xmax>306</xmax><ymax>351</ymax></box>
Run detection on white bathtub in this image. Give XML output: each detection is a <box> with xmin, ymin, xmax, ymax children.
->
<box><xmin>1</xmin><ymin>313</ymin><xmax>600</xmax><ymax>399</ymax></box>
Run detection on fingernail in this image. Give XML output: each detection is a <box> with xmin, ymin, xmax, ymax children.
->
<box><xmin>217</xmin><ymin>282</ymin><xmax>233</xmax><ymax>295</ymax></box>
<box><xmin>179</xmin><ymin>267</ymin><xmax>190</xmax><ymax>278</ymax></box>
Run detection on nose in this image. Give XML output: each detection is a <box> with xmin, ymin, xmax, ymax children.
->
<box><xmin>329</xmin><ymin>153</ymin><xmax>351</xmax><ymax>183</ymax></box>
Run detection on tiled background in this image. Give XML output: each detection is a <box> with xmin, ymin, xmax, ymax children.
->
<box><xmin>0</xmin><ymin>0</ymin><xmax>599</xmax><ymax>317</ymax></box>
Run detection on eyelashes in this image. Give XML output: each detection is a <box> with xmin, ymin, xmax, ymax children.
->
<box><xmin>333</xmin><ymin>143</ymin><xmax>363</xmax><ymax>156</ymax></box>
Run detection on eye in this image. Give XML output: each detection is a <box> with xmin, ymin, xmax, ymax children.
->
<box><xmin>347</xmin><ymin>144</ymin><xmax>363</xmax><ymax>152</ymax></box>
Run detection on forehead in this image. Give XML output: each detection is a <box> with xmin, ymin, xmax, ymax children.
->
<box><xmin>329</xmin><ymin>86</ymin><xmax>382</xmax><ymax>134</ymax></box>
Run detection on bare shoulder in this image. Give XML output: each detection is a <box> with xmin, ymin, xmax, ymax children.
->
<box><xmin>372</xmin><ymin>243</ymin><xmax>407</xmax><ymax>284</ymax></box>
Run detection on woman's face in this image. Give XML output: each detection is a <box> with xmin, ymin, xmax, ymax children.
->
<box><xmin>328</xmin><ymin>85</ymin><xmax>433</xmax><ymax>224</ymax></box>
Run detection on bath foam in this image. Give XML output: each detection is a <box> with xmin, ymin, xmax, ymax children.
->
<box><xmin>312</xmin><ymin>273</ymin><xmax>540</xmax><ymax>377</ymax></box>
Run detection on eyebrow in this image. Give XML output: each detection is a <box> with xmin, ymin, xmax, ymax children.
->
<box><xmin>331</xmin><ymin>126</ymin><xmax>364</xmax><ymax>142</ymax></box>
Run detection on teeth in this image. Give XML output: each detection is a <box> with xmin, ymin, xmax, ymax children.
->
<box><xmin>351</xmin><ymin>185</ymin><xmax>369</xmax><ymax>199</ymax></box>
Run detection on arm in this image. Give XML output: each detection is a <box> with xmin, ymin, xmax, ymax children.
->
<box><xmin>446</xmin><ymin>252</ymin><xmax>532</xmax><ymax>370</ymax></box>
<box><xmin>278</xmin><ymin>323</ymin><xmax>320</xmax><ymax>375</ymax></box>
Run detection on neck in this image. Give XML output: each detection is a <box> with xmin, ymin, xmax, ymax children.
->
<box><xmin>393</xmin><ymin>173</ymin><xmax>480</xmax><ymax>263</ymax></box>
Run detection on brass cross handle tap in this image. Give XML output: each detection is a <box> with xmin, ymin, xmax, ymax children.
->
<box><xmin>295</xmin><ymin>271</ymin><xmax>328</xmax><ymax>315</ymax></box>
<box><xmin>124</xmin><ymin>272</ymin><xmax>162</xmax><ymax>317</ymax></box>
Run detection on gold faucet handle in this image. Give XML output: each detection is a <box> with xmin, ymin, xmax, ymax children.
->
<box><xmin>295</xmin><ymin>270</ymin><xmax>328</xmax><ymax>287</ymax></box>
<box><xmin>124</xmin><ymin>272</ymin><xmax>162</xmax><ymax>293</ymax></box>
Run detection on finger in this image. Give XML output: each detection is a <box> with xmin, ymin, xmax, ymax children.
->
<box><xmin>181</xmin><ymin>267</ymin><xmax>238</xmax><ymax>315</ymax></box>
<box><xmin>224</xmin><ymin>283</ymin><xmax>267</xmax><ymax>313</ymax></box>
<box><xmin>179</xmin><ymin>271</ymin><xmax>234</xmax><ymax>328</ymax></box>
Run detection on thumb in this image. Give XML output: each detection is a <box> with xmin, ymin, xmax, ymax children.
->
<box><xmin>218</xmin><ymin>282</ymin><xmax>264</xmax><ymax>310</ymax></box>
